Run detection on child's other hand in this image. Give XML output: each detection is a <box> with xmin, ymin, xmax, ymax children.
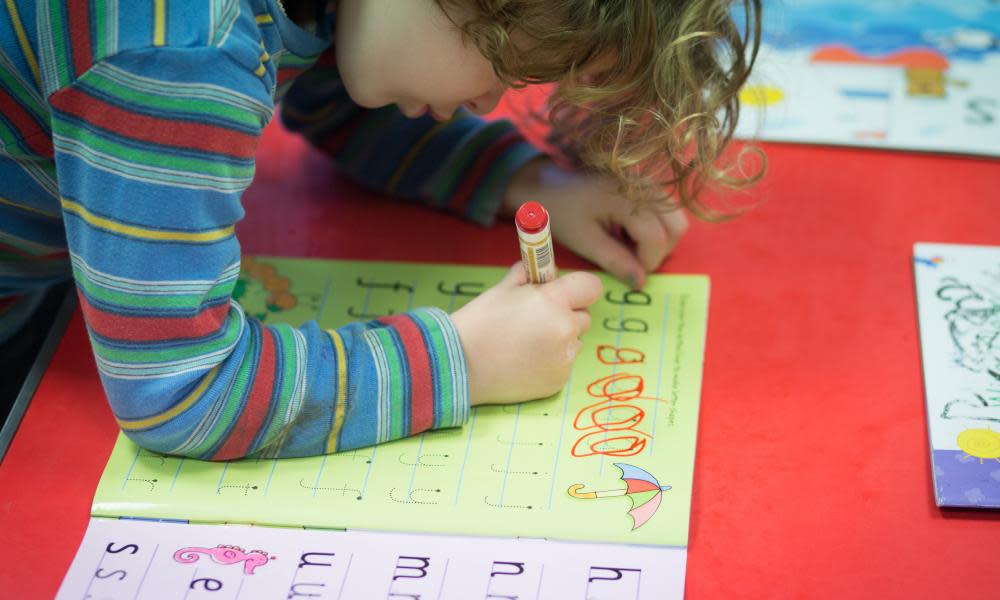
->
<box><xmin>503</xmin><ymin>157</ymin><xmax>687</xmax><ymax>289</ymax></box>
<box><xmin>451</xmin><ymin>263</ymin><xmax>602</xmax><ymax>406</ymax></box>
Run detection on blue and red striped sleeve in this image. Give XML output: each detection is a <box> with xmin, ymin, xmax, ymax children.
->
<box><xmin>35</xmin><ymin>0</ymin><xmax>468</xmax><ymax>459</ymax></box>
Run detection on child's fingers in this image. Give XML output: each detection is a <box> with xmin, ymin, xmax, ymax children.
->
<box><xmin>656</xmin><ymin>209</ymin><xmax>688</xmax><ymax>258</ymax></box>
<box><xmin>564</xmin><ymin>337</ymin><xmax>584</xmax><ymax>363</ymax></box>
<box><xmin>621</xmin><ymin>210</ymin><xmax>670</xmax><ymax>272</ymax></box>
<box><xmin>579</xmin><ymin>227</ymin><xmax>646</xmax><ymax>289</ymax></box>
<box><xmin>572</xmin><ymin>309</ymin><xmax>592</xmax><ymax>335</ymax></box>
<box><xmin>500</xmin><ymin>261</ymin><xmax>530</xmax><ymax>287</ymax></box>
<box><xmin>549</xmin><ymin>271</ymin><xmax>603</xmax><ymax>310</ymax></box>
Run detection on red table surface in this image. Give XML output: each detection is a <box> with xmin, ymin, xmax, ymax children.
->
<box><xmin>2</xmin><ymin>114</ymin><xmax>999</xmax><ymax>598</ymax></box>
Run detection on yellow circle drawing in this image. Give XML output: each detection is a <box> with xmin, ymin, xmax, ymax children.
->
<box><xmin>739</xmin><ymin>85</ymin><xmax>784</xmax><ymax>107</ymax></box>
<box><xmin>956</xmin><ymin>428</ymin><xmax>1000</xmax><ymax>463</ymax></box>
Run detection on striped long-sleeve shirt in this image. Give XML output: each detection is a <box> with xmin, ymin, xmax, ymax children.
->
<box><xmin>0</xmin><ymin>0</ymin><xmax>540</xmax><ymax>458</ymax></box>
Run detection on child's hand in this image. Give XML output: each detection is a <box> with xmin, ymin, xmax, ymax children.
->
<box><xmin>451</xmin><ymin>263</ymin><xmax>603</xmax><ymax>406</ymax></box>
<box><xmin>503</xmin><ymin>157</ymin><xmax>688</xmax><ymax>289</ymax></box>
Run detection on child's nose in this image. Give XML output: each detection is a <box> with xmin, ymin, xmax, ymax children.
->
<box><xmin>465</xmin><ymin>89</ymin><xmax>504</xmax><ymax>115</ymax></box>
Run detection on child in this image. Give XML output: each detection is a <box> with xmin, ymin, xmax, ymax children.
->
<box><xmin>0</xmin><ymin>0</ymin><xmax>761</xmax><ymax>459</ymax></box>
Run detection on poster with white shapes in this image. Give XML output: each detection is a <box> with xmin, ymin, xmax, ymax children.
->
<box><xmin>735</xmin><ymin>1</ymin><xmax>1000</xmax><ymax>156</ymax></box>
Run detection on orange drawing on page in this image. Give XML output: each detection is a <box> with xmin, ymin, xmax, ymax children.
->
<box><xmin>234</xmin><ymin>257</ymin><xmax>300</xmax><ymax>321</ymax></box>
<box><xmin>571</xmin><ymin>346</ymin><xmax>667</xmax><ymax>458</ymax></box>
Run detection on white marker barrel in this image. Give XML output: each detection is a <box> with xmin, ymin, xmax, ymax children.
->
<box><xmin>515</xmin><ymin>201</ymin><xmax>557</xmax><ymax>284</ymax></box>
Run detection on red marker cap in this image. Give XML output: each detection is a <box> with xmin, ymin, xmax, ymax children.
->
<box><xmin>515</xmin><ymin>201</ymin><xmax>549</xmax><ymax>234</ymax></box>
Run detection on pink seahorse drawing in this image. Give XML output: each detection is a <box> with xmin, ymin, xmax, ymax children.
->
<box><xmin>172</xmin><ymin>544</ymin><xmax>274</xmax><ymax>575</ymax></box>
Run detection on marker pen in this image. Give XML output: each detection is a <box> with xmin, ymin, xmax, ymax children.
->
<box><xmin>515</xmin><ymin>201</ymin><xmax>557</xmax><ymax>284</ymax></box>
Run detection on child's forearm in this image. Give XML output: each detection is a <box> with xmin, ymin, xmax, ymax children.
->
<box><xmin>50</xmin><ymin>49</ymin><xmax>468</xmax><ymax>461</ymax></box>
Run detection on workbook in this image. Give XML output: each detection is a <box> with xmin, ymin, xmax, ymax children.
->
<box><xmin>60</xmin><ymin>518</ymin><xmax>687</xmax><ymax>599</ymax></box>
<box><xmin>60</xmin><ymin>257</ymin><xmax>710</xmax><ymax>597</ymax></box>
<box><xmin>914</xmin><ymin>243</ymin><xmax>1000</xmax><ymax>508</ymax></box>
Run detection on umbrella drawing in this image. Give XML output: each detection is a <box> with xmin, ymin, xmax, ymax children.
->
<box><xmin>567</xmin><ymin>463</ymin><xmax>672</xmax><ymax>530</ymax></box>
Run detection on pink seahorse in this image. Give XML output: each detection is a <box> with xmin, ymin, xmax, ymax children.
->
<box><xmin>173</xmin><ymin>544</ymin><xmax>274</xmax><ymax>575</ymax></box>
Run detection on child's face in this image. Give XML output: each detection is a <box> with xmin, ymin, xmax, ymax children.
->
<box><xmin>335</xmin><ymin>0</ymin><xmax>507</xmax><ymax>120</ymax></box>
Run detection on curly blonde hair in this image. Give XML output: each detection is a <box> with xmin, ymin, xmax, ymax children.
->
<box><xmin>437</xmin><ymin>0</ymin><xmax>765</xmax><ymax>219</ymax></box>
